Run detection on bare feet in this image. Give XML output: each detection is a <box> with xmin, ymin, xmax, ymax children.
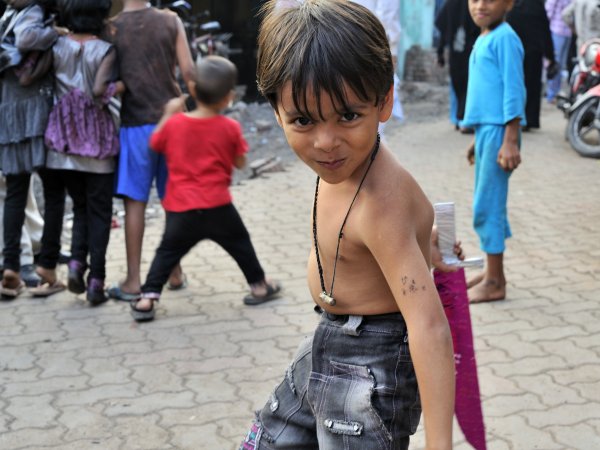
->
<box><xmin>35</xmin><ymin>266</ymin><xmax>57</xmax><ymax>284</ymax></box>
<box><xmin>167</xmin><ymin>264</ymin><xmax>185</xmax><ymax>289</ymax></box>
<box><xmin>2</xmin><ymin>269</ymin><xmax>22</xmax><ymax>289</ymax></box>
<box><xmin>466</xmin><ymin>272</ymin><xmax>485</xmax><ymax>289</ymax></box>
<box><xmin>468</xmin><ymin>279</ymin><xmax>506</xmax><ymax>304</ymax></box>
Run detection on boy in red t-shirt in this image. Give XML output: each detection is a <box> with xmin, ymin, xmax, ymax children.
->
<box><xmin>130</xmin><ymin>56</ymin><xmax>281</xmax><ymax>322</ymax></box>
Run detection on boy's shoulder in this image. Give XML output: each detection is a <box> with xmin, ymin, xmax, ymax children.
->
<box><xmin>366</xmin><ymin>148</ymin><xmax>431</xmax><ymax>223</ymax></box>
<box><xmin>492</xmin><ymin>22</ymin><xmax>522</xmax><ymax>44</ymax></box>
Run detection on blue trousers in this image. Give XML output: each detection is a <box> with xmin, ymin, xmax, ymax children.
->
<box><xmin>473</xmin><ymin>124</ymin><xmax>514</xmax><ymax>254</ymax></box>
<box><xmin>546</xmin><ymin>33</ymin><xmax>571</xmax><ymax>102</ymax></box>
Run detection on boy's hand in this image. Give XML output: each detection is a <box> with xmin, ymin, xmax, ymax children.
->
<box><xmin>497</xmin><ymin>141</ymin><xmax>521</xmax><ymax>171</ymax></box>
<box><xmin>466</xmin><ymin>141</ymin><xmax>475</xmax><ymax>165</ymax></box>
<box><xmin>163</xmin><ymin>95</ymin><xmax>189</xmax><ymax>116</ymax></box>
<box><xmin>54</xmin><ymin>26</ymin><xmax>69</xmax><ymax>36</ymax></box>
<box><xmin>431</xmin><ymin>227</ymin><xmax>464</xmax><ymax>273</ymax></box>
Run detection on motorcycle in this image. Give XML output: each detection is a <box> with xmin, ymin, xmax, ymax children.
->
<box><xmin>557</xmin><ymin>38</ymin><xmax>600</xmax><ymax>158</ymax></box>
<box><xmin>191</xmin><ymin>15</ymin><xmax>242</xmax><ymax>63</ymax></box>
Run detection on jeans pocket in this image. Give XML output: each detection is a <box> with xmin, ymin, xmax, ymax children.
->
<box><xmin>312</xmin><ymin>360</ymin><xmax>392</xmax><ymax>450</ymax></box>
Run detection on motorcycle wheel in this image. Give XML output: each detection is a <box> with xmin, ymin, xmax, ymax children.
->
<box><xmin>567</xmin><ymin>96</ymin><xmax>600</xmax><ymax>158</ymax></box>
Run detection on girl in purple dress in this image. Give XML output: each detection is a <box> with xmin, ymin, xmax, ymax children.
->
<box><xmin>34</xmin><ymin>0</ymin><xmax>123</xmax><ymax>304</ymax></box>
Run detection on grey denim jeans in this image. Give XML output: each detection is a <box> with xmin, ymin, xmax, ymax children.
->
<box><xmin>243</xmin><ymin>308</ymin><xmax>421</xmax><ymax>450</ymax></box>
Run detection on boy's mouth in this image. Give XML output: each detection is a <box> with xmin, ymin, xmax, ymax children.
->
<box><xmin>317</xmin><ymin>158</ymin><xmax>345</xmax><ymax>170</ymax></box>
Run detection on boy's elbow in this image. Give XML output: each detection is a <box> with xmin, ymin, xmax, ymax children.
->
<box><xmin>234</xmin><ymin>155</ymin><xmax>247</xmax><ymax>169</ymax></box>
<box><xmin>413</xmin><ymin>314</ymin><xmax>452</xmax><ymax>347</ymax></box>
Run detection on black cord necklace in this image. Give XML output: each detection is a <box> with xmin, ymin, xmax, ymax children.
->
<box><xmin>312</xmin><ymin>133</ymin><xmax>380</xmax><ymax>306</ymax></box>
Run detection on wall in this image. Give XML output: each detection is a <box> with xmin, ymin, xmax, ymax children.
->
<box><xmin>399</xmin><ymin>0</ymin><xmax>435</xmax><ymax>80</ymax></box>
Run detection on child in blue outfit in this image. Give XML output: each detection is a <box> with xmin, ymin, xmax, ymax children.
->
<box><xmin>462</xmin><ymin>0</ymin><xmax>525</xmax><ymax>303</ymax></box>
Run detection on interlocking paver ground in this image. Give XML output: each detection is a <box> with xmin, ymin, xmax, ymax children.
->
<box><xmin>0</xmin><ymin>102</ymin><xmax>598</xmax><ymax>449</ymax></box>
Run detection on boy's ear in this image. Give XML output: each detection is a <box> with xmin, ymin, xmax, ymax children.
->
<box><xmin>378</xmin><ymin>84</ymin><xmax>394</xmax><ymax>123</ymax></box>
<box><xmin>274</xmin><ymin>109</ymin><xmax>283</xmax><ymax>128</ymax></box>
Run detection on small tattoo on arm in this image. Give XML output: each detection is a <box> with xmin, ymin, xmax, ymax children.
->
<box><xmin>400</xmin><ymin>276</ymin><xmax>426</xmax><ymax>296</ymax></box>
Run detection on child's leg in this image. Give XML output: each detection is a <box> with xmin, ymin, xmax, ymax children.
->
<box><xmin>82</xmin><ymin>173</ymin><xmax>114</xmax><ymax>281</ymax></box>
<box><xmin>113</xmin><ymin>125</ymin><xmax>155</xmax><ymax>295</ymax></box>
<box><xmin>470</xmin><ymin>125</ymin><xmax>511</xmax><ymax>302</ymax></box>
<box><xmin>122</xmin><ymin>197</ymin><xmax>146</xmax><ymax>292</ymax></box>
<box><xmin>2</xmin><ymin>173</ymin><xmax>31</xmax><ymax>277</ymax></box>
<box><xmin>240</xmin><ymin>335</ymin><xmax>317</xmax><ymax>449</ymax></box>
<box><xmin>206</xmin><ymin>204</ymin><xmax>280</xmax><ymax>301</ymax></box>
<box><xmin>137</xmin><ymin>210</ymin><xmax>202</xmax><ymax>309</ymax></box>
<box><xmin>36</xmin><ymin>169</ymin><xmax>66</xmax><ymax>283</ymax></box>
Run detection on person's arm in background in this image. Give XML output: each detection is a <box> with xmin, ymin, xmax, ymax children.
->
<box><xmin>14</xmin><ymin>5</ymin><xmax>57</xmax><ymax>52</ymax></box>
<box><xmin>93</xmin><ymin>47</ymin><xmax>126</xmax><ymax>99</ymax></box>
<box><xmin>174</xmin><ymin>15</ymin><xmax>195</xmax><ymax>90</ymax></box>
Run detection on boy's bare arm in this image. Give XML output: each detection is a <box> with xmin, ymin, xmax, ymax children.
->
<box><xmin>174</xmin><ymin>17</ymin><xmax>195</xmax><ymax>86</ymax></box>
<box><xmin>498</xmin><ymin>118</ymin><xmax>521</xmax><ymax>171</ymax></box>
<box><xmin>364</xmin><ymin>181</ymin><xmax>454</xmax><ymax>450</ymax></box>
<box><xmin>234</xmin><ymin>154</ymin><xmax>247</xmax><ymax>169</ymax></box>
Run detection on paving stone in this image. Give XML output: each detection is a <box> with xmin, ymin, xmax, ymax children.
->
<box><xmin>526</xmin><ymin>403</ymin><xmax>600</xmax><ymax>428</ymax></box>
<box><xmin>104</xmin><ymin>391</ymin><xmax>196</xmax><ymax>417</ymax></box>
<box><xmin>55</xmin><ymin>382</ymin><xmax>140</xmax><ymax>406</ymax></box>
<box><xmin>485</xmin><ymin>415</ymin><xmax>563</xmax><ymax>449</ymax></box>
<box><xmin>548</xmin><ymin>422</ymin><xmax>600</xmax><ymax>448</ymax></box>
<box><xmin>5</xmin><ymin>394</ymin><xmax>59</xmax><ymax>430</ymax></box>
<box><xmin>170</xmin><ymin>423</ymin><xmax>234</xmax><ymax>450</ymax></box>
<box><xmin>0</xmin><ymin>426</ymin><xmax>65</xmax><ymax>449</ymax></box>
<box><xmin>58</xmin><ymin>404</ymin><xmax>114</xmax><ymax>442</ymax></box>
<box><xmin>512</xmin><ymin>373</ymin><xmax>586</xmax><ymax>407</ymax></box>
<box><xmin>112</xmin><ymin>415</ymin><xmax>171</xmax><ymax>450</ymax></box>
<box><xmin>3</xmin><ymin>375</ymin><xmax>89</xmax><ymax>398</ymax></box>
<box><xmin>0</xmin><ymin>346</ymin><xmax>38</xmax><ymax>371</ymax></box>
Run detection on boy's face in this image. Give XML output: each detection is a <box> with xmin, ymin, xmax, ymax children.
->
<box><xmin>469</xmin><ymin>0</ymin><xmax>514</xmax><ymax>32</ymax></box>
<box><xmin>274</xmin><ymin>81</ymin><xmax>392</xmax><ymax>185</ymax></box>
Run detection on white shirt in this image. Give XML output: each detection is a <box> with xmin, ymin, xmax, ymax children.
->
<box><xmin>351</xmin><ymin>0</ymin><xmax>401</xmax><ymax>55</ymax></box>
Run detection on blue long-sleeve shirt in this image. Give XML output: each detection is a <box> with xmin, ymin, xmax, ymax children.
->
<box><xmin>462</xmin><ymin>22</ymin><xmax>526</xmax><ymax>127</ymax></box>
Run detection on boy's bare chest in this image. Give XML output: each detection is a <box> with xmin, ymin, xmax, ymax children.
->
<box><xmin>312</xmin><ymin>191</ymin><xmax>369</xmax><ymax>264</ymax></box>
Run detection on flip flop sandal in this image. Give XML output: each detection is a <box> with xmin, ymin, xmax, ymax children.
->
<box><xmin>0</xmin><ymin>280</ymin><xmax>25</xmax><ymax>300</ymax></box>
<box><xmin>166</xmin><ymin>273</ymin><xmax>188</xmax><ymax>291</ymax></box>
<box><xmin>107</xmin><ymin>284</ymin><xmax>141</xmax><ymax>302</ymax></box>
<box><xmin>30</xmin><ymin>281</ymin><xmax>66</xmax><ymax>298</ymax></box>
<box><xmin>243</xmin><ymin>281</ymin><xmax>282</xmax><ymax>306</ymax></box>
<box><xmin>130</xmin><ymin>295</ymin><xmax>158</xmax><ymax>322</ymax></box>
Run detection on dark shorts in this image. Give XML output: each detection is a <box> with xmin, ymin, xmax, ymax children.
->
<box><xmin>241</xmin><ymin>308</ymin><xmax>421</xmax><ymax>450</ymax></box>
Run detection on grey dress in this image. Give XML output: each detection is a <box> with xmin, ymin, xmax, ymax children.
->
<box><xmin>0</xmin><ymin>4</ymin><xmax>57</xmax><ymax>175</ymax></box>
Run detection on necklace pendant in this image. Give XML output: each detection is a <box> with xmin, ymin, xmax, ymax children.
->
<box><xmin>319</xmin><ymin>291</ymin><xmax>336</xmax><ymax>306</ymax></box>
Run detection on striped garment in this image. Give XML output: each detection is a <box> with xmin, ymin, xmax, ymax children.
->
<box><xmin>545</xmin><ymin>0</ymin><xmax>573</xmax><ymax>37</ymax></box>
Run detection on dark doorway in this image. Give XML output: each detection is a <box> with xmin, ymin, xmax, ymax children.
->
<box><xmin>150</xmin><ymin>0</ymin><xmax>264</xmax><ymax>101</ymax></box>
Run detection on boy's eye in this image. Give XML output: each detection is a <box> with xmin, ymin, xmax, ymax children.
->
<box><xmin>341</xmin><ymin>112</ymin><xmax>359</xmax><ymax>122</ymax></box>
<box><xmin>294</xmin><ymin>117</ymin><xmax>312</xmax><ymax>126</ymax></box>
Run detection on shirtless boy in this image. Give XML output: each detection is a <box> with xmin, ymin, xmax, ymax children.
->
<box><xmin>240</xmin><ymin>1</ymin><xmax>455</xmax><ymax>449</ymax></box>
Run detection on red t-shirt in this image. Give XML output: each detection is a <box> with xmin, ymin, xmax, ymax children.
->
<box><xmin>150</xmin><ymin>113</ymin><xmax>248</xmax><ymax>212</ymax></box>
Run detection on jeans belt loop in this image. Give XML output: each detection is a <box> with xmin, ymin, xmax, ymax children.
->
<box><xmin>342</xmin><ymin>315</ymin><xmax>363</xmax><ymax>336</ymax></box>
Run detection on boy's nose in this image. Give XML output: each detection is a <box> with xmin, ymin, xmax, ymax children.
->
<box><xmin>314</xmin><ymin>127</ymin><xmax>337</xmax><ymax>153</ymax></box>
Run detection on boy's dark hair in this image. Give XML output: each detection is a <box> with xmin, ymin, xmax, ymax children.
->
<box><xmin>58</xmin><ymin>0</ymin><xmax>111</xmax><ymax>35</ymax></box>
<box><xmin>193</xmin><ymin>55</ymin><xmax>237</xmax><ymax>106</ymax></box>
<box><xmin>257</xmin><ymin>0</ymin><xmax>393</xmax><ymax>120</ymax></box>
